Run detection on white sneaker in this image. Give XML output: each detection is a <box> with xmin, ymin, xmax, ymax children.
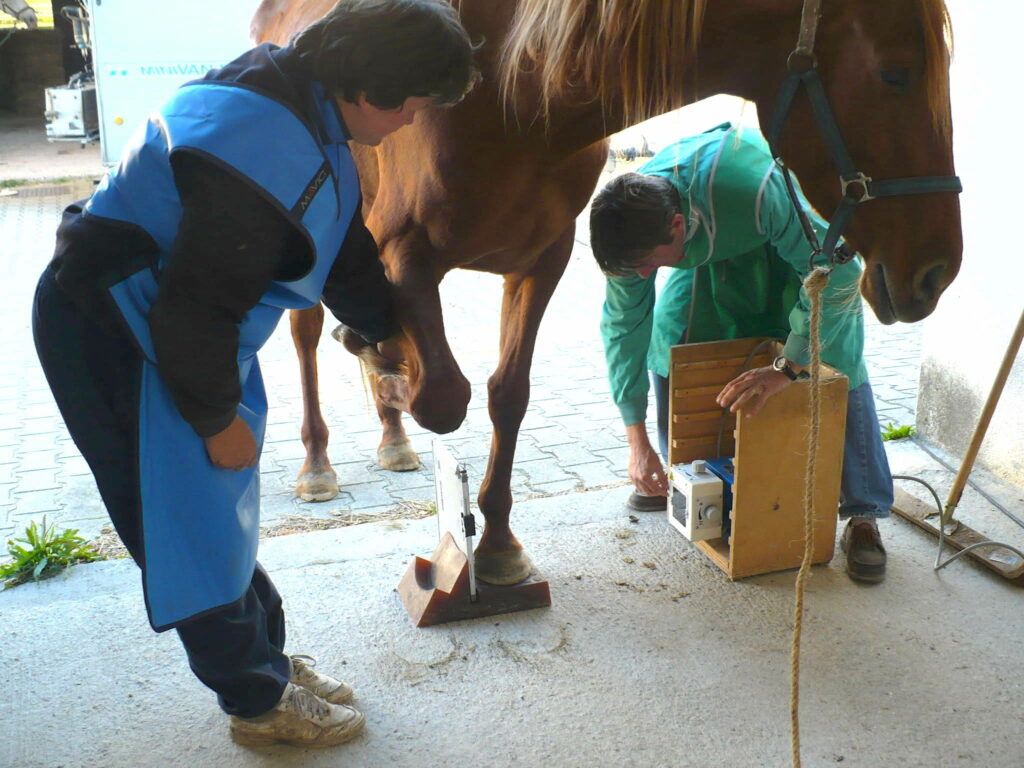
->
<box><xmin>229</xmin><ymin>682</ymin><xmax>365</xmax><ymax>748</ymax></box>
<box><xmin>290</xmin><ymin>654</ymin><xmax>355</xmax><ymax>704</ymax></box>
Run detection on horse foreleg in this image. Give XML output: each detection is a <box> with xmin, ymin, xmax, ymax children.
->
<box><xmin>330</xmin><ymin>323</ymin><xmax>421</xmax><ymax>471</ymax></box>
<box><xmin>474</xmin><ymin>229</ymin><xmax>574</xmax><ymax>585</ymax></box>
<box><xmin>290</xmin><ymin>305</ymin><xmax>339</xmax><ymax>502</ymax></box>
<box><xmin>379</xmin><ymin>233</ymin><xmax>471</xmax><ymax>435</ymax></box>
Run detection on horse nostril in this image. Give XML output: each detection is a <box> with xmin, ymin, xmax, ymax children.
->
<box><xmin>914</xmin><ymin>262</ymin><xmax>947</xmax><ymax>302</ymax></box>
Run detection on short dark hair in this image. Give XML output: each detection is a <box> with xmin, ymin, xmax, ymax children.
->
<box><xmin>589</xmin><ymin>172</ymin><xmax>680</xmax><ymax>276</ymax></box>
<box><xmin>293</xmin><ymin>0</ymin><xmax>481</xmax><ymax>109</ymax></box>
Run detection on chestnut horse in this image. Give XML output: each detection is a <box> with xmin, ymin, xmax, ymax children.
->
<box><xmin>251</xmin><ymin>0</ymin><xmax>961</xmax><ymax>585</ymax></box>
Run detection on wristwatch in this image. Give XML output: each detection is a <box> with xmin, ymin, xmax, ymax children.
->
<box><xmin>772</xmin><ymin>355</ymin><xmax>806</xmax><ymax>381</ymax></box>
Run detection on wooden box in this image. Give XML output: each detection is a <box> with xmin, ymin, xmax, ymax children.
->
<box><xmin>669</xmin><ymin>338</ymin><xmax>848</xmax><ymax>579</ymax></box>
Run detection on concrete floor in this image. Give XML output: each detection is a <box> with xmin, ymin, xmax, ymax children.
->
<box><xmin>2</xmin><ymin>483</ymin><xmax>1023</xmax><ymax>768</ymax></box>
<box><xmin>0</xmin><ymin>112</ymin><xmax>104</xmax><ymax>182</ymax></box>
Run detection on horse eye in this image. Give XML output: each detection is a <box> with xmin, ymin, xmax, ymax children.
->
<box><xmin>880</xmin><ymin>68</ymin><xmax>910</xmax><ymax>88</ymax></box>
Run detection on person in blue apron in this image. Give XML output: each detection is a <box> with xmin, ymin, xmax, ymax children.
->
<box><xmin>32</xmin><ymin>0</ymin><xmax>478</xmax><ymax>748</ymax></box>
<box><xmin>590</xmin><ymin>124</ymin><xmax>893</xmax><ymax>584</ymax></box>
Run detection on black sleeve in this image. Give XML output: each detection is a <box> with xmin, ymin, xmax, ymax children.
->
<box><xmin>149</xmin><ymin>152</ymin><xmax>296</xmax><ymax>437</ymax></box>
<box><xmin>322</xmin><ymin>204</ymin><xmax>398</xmax><ymax>344</ymax></box>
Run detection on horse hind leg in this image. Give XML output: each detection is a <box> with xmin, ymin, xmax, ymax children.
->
<box><xmin>370</xmin><ymin>374</ymin><xmax>421</xmax><ymax>471</ymax></box>
<box><xmin>291</xmin><ymin>305</ymin><xmax>340</xmax><ymax>502</ymax></box>
<box><xmin>474</xmin><ymin>229</ymin><xmax>574</xmax><ymax>585</ymax></box>
<box><xmin>330</xmin><ymin>323</ymin><xmax>421</xmax><ymax>472</ymax></box>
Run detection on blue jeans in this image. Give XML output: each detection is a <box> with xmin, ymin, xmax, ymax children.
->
<box><xmin>652</xmin><ymin>373</ymin><xmax>893</xmax><ymax>519</ymax></box>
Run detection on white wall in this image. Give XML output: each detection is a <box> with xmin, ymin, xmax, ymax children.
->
<box><xmin>916</xmin><ymin>0</ymin><xmax>1024</xmax><ymax>485</ymax></box>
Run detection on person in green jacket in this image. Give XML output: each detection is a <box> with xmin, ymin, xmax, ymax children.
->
<box><xmin>591</xmin><ymin>123</ymin><xmax>892</xmax><ymax>583</ymax></box>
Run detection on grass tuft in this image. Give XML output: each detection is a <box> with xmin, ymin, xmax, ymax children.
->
<box><xmin>0</xmin><ymin>517</ymin><xmax>101</xmax><ymax>589</ymax></box>
<box><xmin>880</xmin><ymin>422</ymin><xmax>916</xmax><ymax>441</ymax></box>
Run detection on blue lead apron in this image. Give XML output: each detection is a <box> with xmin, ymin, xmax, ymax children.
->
<box><xmin>85</xmin><ymin>81</ymin><xmax>358</xmax><ymax>631</ymax></box>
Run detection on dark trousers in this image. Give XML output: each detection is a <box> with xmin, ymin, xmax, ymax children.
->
<box><xmin>32</xmin><ymin>267</ymin><xmax>289</xmax><ymax>717</ymax></box>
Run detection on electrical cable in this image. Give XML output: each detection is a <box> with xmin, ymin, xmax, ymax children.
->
<box><xmin>892</xmin><ymin>473</ymin><xmax>1024</xmax><ymax>572</ymax></box>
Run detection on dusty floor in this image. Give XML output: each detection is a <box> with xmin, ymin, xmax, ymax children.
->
<box><xmin>2</xmin><ymin>486</ymin><xmax>1022</xmax><ymax>768</ymax></box>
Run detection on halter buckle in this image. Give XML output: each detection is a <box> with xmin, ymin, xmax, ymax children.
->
<box><xmin>831</xmin><ymin>243</ymin><xmax>857</xmax><ymax>265</ymax></box>
<box><xmin>786</xmin><ymin>50</ymin><xmax>818</xmax><ymax>74</ymax></box>
<box><xmin>841</xmin><ymin>173</ymin><xmax>874</xmax><ymax>203</ymax></box>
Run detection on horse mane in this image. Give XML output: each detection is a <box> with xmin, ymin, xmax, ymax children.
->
<box><xmin>499</xmin><ymin>0</ymin><xmax>953</xmax><ymax>137</ymax></box>
<box><xmin>498</xmin><ymin>0</ymin><xmax>708</xmax><ymax>127</ymax></box>
<box><xmin>917</xmin><ymin>0</ymin><xmax>953</xmax><ymax>139</ymax></box>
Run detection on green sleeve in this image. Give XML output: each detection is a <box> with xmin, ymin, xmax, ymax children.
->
<box><xmin>601</xmin><ymin>273</ymin><xmax>656</xmax><ymax>426</ymax></box>
<box><xmin>649</xmin><ymin>266</ymin><xmax>695</xmax><ymax>378</ymax></box>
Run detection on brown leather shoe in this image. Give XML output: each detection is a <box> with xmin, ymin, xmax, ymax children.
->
<box><xmin>840</xmin><ymin>518</ymin><xmax>887</xmax><ymax>583</ymax></box>
<box><xmin>627</xmin><ymin>492</ymin><xmax>667</xmax><ymax>512</ymax></box>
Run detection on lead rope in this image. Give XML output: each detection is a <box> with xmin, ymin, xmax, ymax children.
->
<box><xmin>790</xmin><ymin>265</ymin><xmax>830</xmax><ymax>768</ymax></box>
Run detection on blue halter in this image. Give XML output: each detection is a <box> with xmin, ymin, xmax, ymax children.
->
<box><xmin>765</xmin><ymin>0</ymin><xmax>963</xmax><ymax>269</ymax></box>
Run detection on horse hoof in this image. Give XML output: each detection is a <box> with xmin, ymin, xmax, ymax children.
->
<box><xmin>378</xmin><ymin>441</ymin><xmax>420</xmax><ymax>472</ymax></box>
<box><xmin>295</xmin><ymin>470</ymin><xmax>339</xmax><ymax>502</ymax></box>
<box><xmin>474</xmin><ymin>548</ymin><xmax>534</xmax><ymax>586</ymax></box>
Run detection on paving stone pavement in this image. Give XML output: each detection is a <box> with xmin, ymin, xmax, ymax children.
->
<box><xmin>0</xmin><ymin>179</ymin><xmax>922</xmax><ymax>545</ymax></box>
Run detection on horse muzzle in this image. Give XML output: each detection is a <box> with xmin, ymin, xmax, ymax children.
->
<box><xmin>863</xmin><ymin>259</ymin><xmax>954</xmax><ymax>325</ymax></box>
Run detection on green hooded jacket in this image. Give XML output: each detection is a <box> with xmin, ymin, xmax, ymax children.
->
<box><xmin>601</xmin><ymin>123</ymin><xmax>867</xmax><ymax>426</ymax></box>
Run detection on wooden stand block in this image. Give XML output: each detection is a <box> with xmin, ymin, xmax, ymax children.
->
<box><xmin>397</xmin><ymin>533</ymin><xmax>551</xmax><ymax>627</ymax></box>
<box><xmin>670</xmin><ymin>338</ymin><xmax>847</xmax><ymax>579</ymax></box>
<box><xmin>891</xmin><ymin>488</ymin><xmax>1024</xmax><ymax>584</ymax></box>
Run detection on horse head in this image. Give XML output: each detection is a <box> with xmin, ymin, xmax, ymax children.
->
<box><xmin>740</xmin><ymin>0</ymin><xmax>962</xmax><ymax>323</ymax></box>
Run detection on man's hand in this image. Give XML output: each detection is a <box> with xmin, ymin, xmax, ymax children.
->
<box><xmin>204</xmin><ymin>414</ymin><xmax>258</xmax><ymax>470</ymax></box>
<box><xmin>626</xmin><ymin>423</ymin><xmax>668</xmax><ymax>497</ymax></box>
<box><xmin>716</xmin><ymin>366</ymin><xmax>792</xmax><ymax>419</ymax></box>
